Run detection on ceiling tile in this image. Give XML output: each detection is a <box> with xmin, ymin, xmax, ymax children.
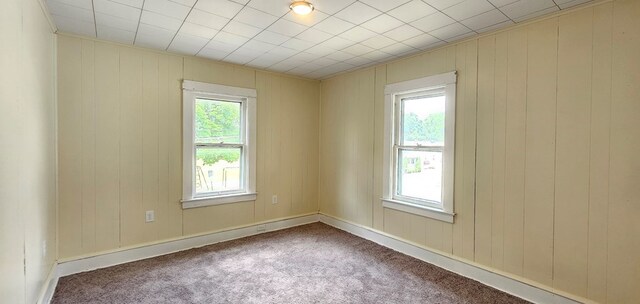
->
<box><xmin>47</xmin><ymin>1</ymin><xmax>94</xmax><ymax>22</ymax></box>
<box><xmin>179</xmin><ymin>22</ymin><xmax>219</xmax><ymax>39</ymax></box>
<box><xmin>334</xmin><ymin>2</ymin><xmax>381</xmax><ymax>25</ymax></box>
<box><xmin>316</xmin><ymin>36</ymin><xmax>354</xmax><ymax>50</ymax></box>
<box><xmin>557</xmin><ymin>0</ymin><xmax>591</xmax><ymax>9</ymax></box>
<box><xmin>361</xmin><ymin>14</ymin><xmax>403</xmax><ymax>34</ymax></box>
<box><xmin>361</xmin><ymin>50</ymin><xmax>393</xmax><ymax>61</ymax></box>
<box><xmin>342</xmin><ymin>56</ymin><xmax>374</xmax><ymax>67</ymax></box>
<box><xmin>313</xmin><ymin>16</ymin><xmax>355</xmax><ymax>35</ymax></box>
<box><xmin>269</xmin><ymin>59</ymin><xmax>305</xmax><ymax>72</ymax></box>
<box><xmin>135</xmin><ymin>23</ymin><xmax>176</xmax><ymax>49</ymax></box>
<box><xmin>387</xmin><ymin>0</ymin><xmax>436</xmax><ymax>23</ymax></box>
<box><xmin>488</xmin><ymin>0</ymin><xmax>518</xmax><ymax>7</ymax></box>
<box><xmin>304</xmin><ymin>44</ymin><xmax>337</xmax><ymax>56</ymax></box>
<box><xmin>325</xmin><ymin>50</ymin><xmax>356</xmax><ymax>61</ymax></box>
<box><xmin>498</xmin><ymin>0</ymin><xmax>556</xmax><ymax>20</ymax></box>
<box><xmin>445</xmin><ymin>31</ymin><xmax>476</xmax><ymax>42</ymax></box>
<box><xmin>339</xmin><ymin>26</ymin><xmax>378</xmax><ymax>43</ymax></box>
<box><xmin>288</xmin><ymin>52</ymin><xmax>317</xmax><ymax>62</ymax></box>
<box><xmin>51</xmin><ymin>14</ymin><xmax>96</xmax><ymax>37</ymax></box>
<box><xmin>342</xmin><ymin>43</ymin><xmax>374</xmax><ymax>56</ymax></box>
<box><xmin>361</xmin><ymin>35</ymin><xmax>396</xmax><ymax>49</ymax></box>
<box><xmin>140</xmin><ymin>11</ymin><xmax>183</xmax><ymax>31</ymax></box>
<box><xmin>223</xmin><ymin>20</ymin><xmax>263</xmax><ymax>38</ymax></box>
<box><xmin>234</xmin><ymin>7</ymin><xmax>279</xmax><ymax>28</ymax></box>
<box><xmin>199</xmin><ymin>47</ymin><xmax>232</xmax><ymax>60</ymax></box>
<box><xmin>403</xmin><ymin>33</ymin><xmax>441</xmax><ymax>49</ymax></box>
<box><xmin>443</xmin><ymin>0</ymin><xmax>495</xmax><ymax>20</ymax></box>
<box><xmin>203</xmin><ymin>39</ymin><xmax>239</xmax><ymax>53</ymax></box>
<box><xmin>311</xmin><ymin>57</ymin><xmax>339</xmax><ymax>67</ymax></box>
<box><xmin>47</xmin><ymin>0</ymin><xmax>93</xmax><ymax>10</ymax></box>
<box><xmin>284</xmin><ymin>9</ymin><xmax>329</xmax><ymax>27</ymax></box>
<box><xmin>94</xmin><ymin>0</ymin><xmax>141</xmax><ymax>20</ymax></box>
<box><xmin>243</xmin><ymin>39</ymin><xmax>277</xmax><ymax>52</ymax></box>
<box><xmin>422</xmin><ymin>0</ymin><xmax>465</xmax><ymax>10</ymax></box>
<box><xmin>168</xmin><ymin>33</ymin><xmax>210</xmax><ymax>55</ymax></box>
<box><xmin>410</xmin><ymin>12</ymin><xmax>455</xmax><ymax>32</ymax></box>
<box><xmin>195</xmin><ymin>0</ymin><xmax>244</xmax><ymax>18</ymax></box>
<box><xmin>281</xmin><ymin>38</ymin><xmax>315</xmax><ymax>51</ymax></box>
<box><xmin>428</xmin><ymin>23</ymin><xmax>472</xmax><ymax>41</ymax></box>
<box><xmin>253</xmin><ymin>30</ymin><xmax>291</xmax><ymax>45</ymax></box>
<box><xmin>383</xmin><ymin>24</ymin><xmax>423</xmax><ymax>41</ymax></box>
<box><xmin>144</xmin><ymin>0</ymin><xmax>191</xmax><ymax>20</ymax></box>
<box><xmin>246</xmin><ymin>0</ymin><xmax>291</xmax><ymax>17</ymax></box>
<box><xmin>97</xmin><ymin>25</ymin><xmax>135</xmax><ymax>44</ymax></box>
<box><xmin>296</xmin><ymin>28</ymin><xmax>332</xmax><ymax>44</ymax></box>
<box><xmin>267</xmin><ymin>46</ymin><xmax>300</xmax><ymax>58</ymax></box>
<box><xmin>225</xmin><ymin>52</ymin><xmax>261</xmax><ymax>65</ymax></box>
<box><xmin>186</xmin><ymin>9</ymin><xmax>230</xmax><ymax>30</ymax></box>
<box><xmin>380</xmin><ymin>43</ymin><xmax>416</xmax><ymax>56</ymax></box>
<box><xmin>358</xmin><ymin>0</ymin><xmax>412</xmax><ymax>12</ymax></box>
<box><xmin>460</xmin><ymin>9</ymin><xmax>509</xmax><ymax>31</ymax></box>
<box><xmin>169</xmin><ymin>0</ymin><xmax>197</xmax><ymax>6</ymax></box>
<box><xmin>476</xmin><ymin>20</ymin><xmax>514</xmax><ymax>32</ymax></box>
<box><xmin>95</xmin><ymin>12</ymin><xmax>138</xmax><ymax>32</ymax></box>
<box><xmin>313</xmin><ymin>0</ymin><xmax>357</xmax><ymax>14</ymax></box>
<box><xmin>212</xmin><ymin>31</ymin><xmax>250</xmax><ymax>47</ymax></box>
<box><xmin>109</xmin><ymin>0</ymin><xmax>144</xmax><ymax>8</ymax></box>
<box><xmin>268</xmin><ymin>19</ymin><xmax>308</xmax><ymax>36</ymax></box>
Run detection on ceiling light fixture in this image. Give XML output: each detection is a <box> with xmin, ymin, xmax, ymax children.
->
<box><xmin>290</xmin><ymin>1</ymin><xmax>314</xmax><ymax>15</ymax></box>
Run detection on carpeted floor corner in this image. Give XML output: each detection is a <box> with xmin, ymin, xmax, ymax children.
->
<box><xmin>52</xmin><ymin>223</ymin><xmax>529</xmax><ymax>303</ymax></box>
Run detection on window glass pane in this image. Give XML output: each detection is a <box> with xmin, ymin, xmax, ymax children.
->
<box><xmin>195</xmin><ymin>147</ymin><xmax>242</xmax><ymax>194</ymax></box>
<box><xmin>401</xmin><ymin>94</ymin><xmax>445</xmax><ymax>146</ymax></box>
<box><xmin>397</xmin><ymin>150</ymin><xmax>442</xmax><ymax>204</ymax></box>
<box><xmin>195</xmin><ymin>98</ymin><xmax>241</xmax><ymax>144</ymax></box>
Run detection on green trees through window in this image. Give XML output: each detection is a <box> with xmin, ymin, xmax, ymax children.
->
<box><xmin>195</xmin><ymin>99</ymin><xmax>242</xmax><ymax>165</ymax></box>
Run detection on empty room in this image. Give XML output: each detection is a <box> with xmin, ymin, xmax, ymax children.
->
<box><xmin>1</xmin><ymin>0</ymin><xmax>639</xmax><ymax>303</ymax></box>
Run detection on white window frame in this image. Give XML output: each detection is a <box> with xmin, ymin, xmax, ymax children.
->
<box><xmin>181</xmin><ymin>80</ymin><xmax>257</xmax><ymax>209</ymax></box>
<box><xmin>382</xmin><ymin>71</ymin><xmax>457</xmax><ymax>223</ymax></box>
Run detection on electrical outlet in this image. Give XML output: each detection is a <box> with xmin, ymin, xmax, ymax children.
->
<box><xmin>145</xmin><ymin>210</ymin><xmax>155</xmax><ymax>223</ymax></box>
<box><xmin>271</xmin><ymin>195</ymin><xmax>278</xmax><ymax>204</ymax></box>
<box><xmin>256</xmin><ymin>224</ymin><xmax>266</xmax><ymax>232</ymax></box>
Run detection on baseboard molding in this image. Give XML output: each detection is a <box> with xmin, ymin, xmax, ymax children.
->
<box><xmin>318</xmin><ymin>214</ymin><xmax>586</xmax><ymax>304</ymax></box>
<box><xmin>37</xmin><ymin>263</ymin><xmax>59</xmax><ymax>304</ymax></box>
<box><xmin>57</xmin><ymin>214</ymin><xmax>318</xmax><ymax>277</ymax></box>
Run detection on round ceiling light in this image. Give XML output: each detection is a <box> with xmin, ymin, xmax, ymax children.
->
<box><xmin>290</xmin><ymin>1</ymin><xmax>314</xmax><ymax>15</ymax></box>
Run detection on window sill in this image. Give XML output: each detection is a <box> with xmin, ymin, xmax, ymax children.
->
<box><xmin>181</xmin><ymin>193</ymin><xmax>257</xmax><ymax>209</ymax></box>
<box><xmin>382</xmin><ymin>198</ymin><xmax>455</xmax><ymax>223</ymax></box>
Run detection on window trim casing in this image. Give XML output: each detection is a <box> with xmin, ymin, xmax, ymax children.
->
<box><xmin>181</xmin><ymin>80</ymin><xmax>257</xmax><ymax>209</ymax></box>
<box><xmin>382</xmin><ymin>71</ymin><xmax>457</xmax><ymax>223</ymax></box>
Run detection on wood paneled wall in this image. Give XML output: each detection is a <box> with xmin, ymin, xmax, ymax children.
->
<box><xmin>57</xmin><ymin>36</ymin><xmax>320</xmax><ymax>259</ymax></box>
<box><xmin>0</xmin><ymin>0</ymin><xmax>57</xmax><ymax>303</ymax></box>
<box><xmin>319</xmin><ymin>1</ymin><xmax>640</xmax><ymax>303</ymax></box>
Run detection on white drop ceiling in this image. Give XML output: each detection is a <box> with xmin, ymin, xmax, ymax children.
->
<box><xmin>47</xmin><ymin>0</ymin><xmax>593</xmax><ymax>79</ymax></box>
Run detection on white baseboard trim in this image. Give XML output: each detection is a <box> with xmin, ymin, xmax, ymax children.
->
<box><xmin>37</xmin><ymin>263</ymin><xmax>59</xmax><ymax>304</ymax></box>
<box><xmin>318</xmin><ymin>214</ymin><xmax>585</xmax><ymax>304</ymax></box>
<box><xmin>57</xmin><ymin>214</ymin><xmax>318</xmax><ymax>278</ymax></box>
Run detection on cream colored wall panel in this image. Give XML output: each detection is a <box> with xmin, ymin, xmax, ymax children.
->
<box><xmin>119</xmin><ymin>48</ymin><xmax>145</xmax><ymax>247</ymax></box>
<box><xmin>165</xmin><ymin>55</ymin><xmax>185</xmax><ymax>239</ymax></box>
<box><xmin>372</xmin><ymin>66</ymin><xmax>386</xmax><ymax>231</ymax></box>
<box><xmin>475</xmin><ymin>35</ymin><xmax>496</xmax><ymax>266</ymax></box>
<box><xmin>183</xmin><ymin>201</ymin><xmax>255</xmax><ymax>236</ymax></box>
<box><xmin>553</xmin><ymin>8</ymin><xmax>593</xmax><ymax>297</ymax></box>
<box><xmin>1</xmin><ymin>0</ymin><xmax>55</xmax><ymax>302</ymax></box>
<box><xmin>80</xmin><ymin>40</ymin><xmax>97</xmax><ymax>252</ymax></box>
<box><xmin>491</xmin><ymin>32</ymin><xmax>508</xmax><ymax>270</ymax></box>
<box><xmin>57</xmin><ymin>36</ymin><xmax>84</xmax><ymax>258</ymax></box>
<box><xmin>141</xmin><ymin>52</ymin><xmax>161</xmax><ymax>243</ymax></box>
<box><xmin>522</xmin><ymin>18</ymin><xmax>558</xmax><ymax>287</ymax></box>
<box><xmin>184</xmin><ymin>57</ymin><xmax>256</xmax><ymax>89</ymax></box>
<box><xmin>587</xmin><ymin>3</ymin><xmax>612</xmax><ymax>302</ymax></box>
<box><xmin>608</xmin><ymin>0</ymin><xmax>640</xmax><ymax>302</ymax></box>
<box><xmin>502</xmin><ymin>26</ymin><xmax>527</xmax><ymax>277</ymax></box>
<box><xmin>93</xmin><ymin>42</ymin><xmax>121</xmax><ymax>252</ymax></box>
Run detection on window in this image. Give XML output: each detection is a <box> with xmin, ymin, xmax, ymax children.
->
<box><xmin>383</xmin><ymin>72</ymin><xmax>457</xmax><ymax>223</ymax></box>
<box><xmin>182</xmin><ymin>80</ymin><xmax>256</xmax><ymax>209</ymax></box>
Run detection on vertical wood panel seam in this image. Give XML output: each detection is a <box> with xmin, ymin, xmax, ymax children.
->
<box><xmin>551</xmin><ymin>17</ymin><xmax>560</xmax><ymax>285</ymax></box>
<box><xmin>521</xmin><ymin>27</ymin><xmax>529</xmax><ymax>274</ymax></box>
<box><xmin>585</xmin><ymin>8</ymin><xmax>595</xmax><ymax>298</ymax></box>
<box><xmin>604</xmin><ymin>3</ymin><xmax>614</xmax><ymax>302</ymax></box>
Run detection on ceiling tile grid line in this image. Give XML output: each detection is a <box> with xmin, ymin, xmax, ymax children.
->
<box><xmin>47</xmin><ymin>0</ymin><xmax>596</xmax><ymax>79</ymax></box>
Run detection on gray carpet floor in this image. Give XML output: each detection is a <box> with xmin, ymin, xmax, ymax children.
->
<box><xmin>52</xmin><ymin>223</ymin><xmax>529</xmax><ymax>303</ymax></box>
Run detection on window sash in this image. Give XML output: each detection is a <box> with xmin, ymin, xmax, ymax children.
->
<box><xmin>193</xmin><ymin>146</ymin><xmax>245</xmax><ymax>198</ymax></box>
<box><xmin>194</xmin><ymin>97</ymin><xmax>245</xmax><ymax>145</ymax></box>
<box><xmin>393</xmin><ymin>146</ymin><xmax>444</xmax><ymax>208</ymax></box>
